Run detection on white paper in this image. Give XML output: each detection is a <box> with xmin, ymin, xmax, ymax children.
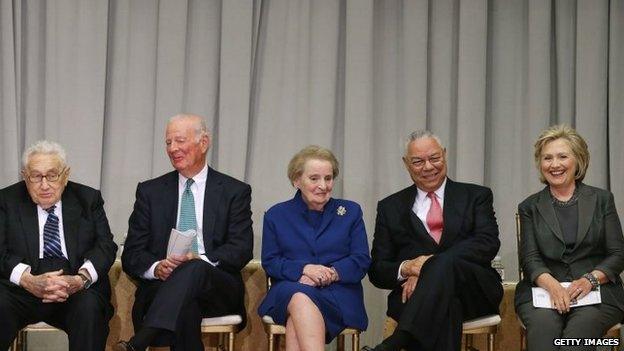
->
<box><xmin>166</xmin><ymin>228</ymin><xmax>197</xmax><ymax>257</ymax></box>
<box><xmin>532</xmin><ymin>282</ymin><xmax>601</xmax><ymax>309</ymax></box>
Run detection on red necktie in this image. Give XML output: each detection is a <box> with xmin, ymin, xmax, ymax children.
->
<box><xmin>426</xmin><ymin>192</ymin><xmax>443</xmax><ymax>244</ymax></box>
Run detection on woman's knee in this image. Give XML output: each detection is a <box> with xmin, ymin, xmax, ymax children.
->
<box><xmin>287</xmin><ymin>292</ymin><xmax>320</xmax><ymax>315</ymax></box>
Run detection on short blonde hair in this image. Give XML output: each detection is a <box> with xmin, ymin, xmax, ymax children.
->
<box><xmin>287</xmin><ymin>145</ymin><xmax>339</xmax><ymax>185</ymax></box>
<box><xmin>534</xmin><ymin>124</ymin><xmax>589</xmax><ymax>184</ymax></box>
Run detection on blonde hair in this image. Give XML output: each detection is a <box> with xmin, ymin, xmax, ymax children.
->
<box><xmin>287</xmin><ymin>145</ymin><xmax>339</xmax><ymax>185</ymax></box>
<box><xmin>534</xmin><ymin>124</ymin><xmax>589</xmax><ymax>184</ymax></box>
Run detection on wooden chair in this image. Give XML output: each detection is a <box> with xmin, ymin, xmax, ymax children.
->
<box><xmin>261</xmin><ymin>315</ymin><xmax>359</xmax><ymax>351</ymax></box>
<box><xmin>383</xmin><ymin>315</ymin><xmax>500</xmax><ymax>351</ymax></box>
<box><xmin>515</xmin><ymin>213</ymin><xmax>621</xmax><ymax>351</ymax></box>
<box><xmin>199</xmin><ymin>315</ymin><xmax>243</xmax><ymax>351</ymax></box>
<box><xmin>462</xmin><ymin>315</ymin><xmax>501</xmax><ymax>351</ymax></box>
<box><xmin>11</xmin><ymin>322</ymin><xmax>60</xmax><ymax>351</ymax></box>
<box><xmin>261</xmin><ymin>277</ymin><xmax>360</xmax><ymax>351</ymax></box>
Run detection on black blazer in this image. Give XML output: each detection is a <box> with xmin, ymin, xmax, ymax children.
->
<box><xmin>0</xmin><ymin>181</ymin><xmax>118</xmax><ymax>299</ymax></box>
<box><xmin>121</xmin><ymin>168</ymin><xmax>253</xmax><ymax>318</ymax></box>
<box><xmin>369</xmin><ymin>179</ymin><xmax>502</xmax><ymax>320</ymax></box>
<box><xmin>515</xmin><ymin>183</ymin><xmax>624</xmax><ymax>311</ymax></box>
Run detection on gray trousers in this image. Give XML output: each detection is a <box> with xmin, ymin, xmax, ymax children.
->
<box><xmin>517</xmin><ymin>301</ymin><xmax>623</xmax><ymax>351</ymax></box>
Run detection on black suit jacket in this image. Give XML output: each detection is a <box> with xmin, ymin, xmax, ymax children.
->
<box><xmin>515</xmin><ymin>183</ymin><xmax>624</xmax><ymax>311</ymax></box>
<box><xmin>369</xmin><ymin>179</ymin><xmax>502</xmax><ymax>320</ymax></box>
<box><xmin>0</xmin><ymin>181</ymin><xmax>117</xmax><ymax>299</ymax></box>
<box><xmin>121</xmin><ymin>168</ymin><xmax>253</xmax><ymax>319</ymax></box>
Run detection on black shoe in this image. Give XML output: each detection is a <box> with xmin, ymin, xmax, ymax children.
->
<box><xmin>114</xmin><ymin>341</ymin><xmax>136</xmax><ymax>351</ymax></box>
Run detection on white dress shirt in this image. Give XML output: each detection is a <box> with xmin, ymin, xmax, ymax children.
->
<box><xmin>10</xmin><ymin>201</ymin><xmax>98</xmax><ymax>285</ymax></box>
<box><xmin>143</xmin><ymin>165</ymin><xmax>217</xmax><ymax>280</ymax></box>
<box><xmin>397</xmin><ymin>178</ymin><xmax>447</xmax><ymax>281</ymax></box>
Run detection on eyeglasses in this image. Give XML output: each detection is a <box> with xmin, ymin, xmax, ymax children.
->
<box><xmin>25</xmin><ymin>168</ymin><xmax>67</xmax><ymax>184</ymax></box>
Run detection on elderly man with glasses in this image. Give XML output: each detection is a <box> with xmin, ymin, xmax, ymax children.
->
<box><xmin>0</xmin><ymin>140</ymin><xmax>117</xmax><ymax>351</ymax></box>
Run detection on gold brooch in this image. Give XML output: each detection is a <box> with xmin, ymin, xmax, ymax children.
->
<box><xmin>337</xmin><ymin>206</ymin><xmax>346</xmax><ymax>216</ymax></box>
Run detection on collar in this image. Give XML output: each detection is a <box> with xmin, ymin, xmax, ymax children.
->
<box><xmin>416</xmin><ymin>177</ymin><xmax>447</xmax><ymax>203</ymax></box>
<box><xmin>293</xmin><ymin>190</ymin><xmax>333</xmax><ymax>212</ymax></box>
<box><xmin>178</xmin><ymin>164</ymin><xmax>209</xmax><ymax>187</ymax></box>
<box><xmin>37</xmin><ymin>200</ymin><xmax>62</xmax><ymax>215</ymax></box>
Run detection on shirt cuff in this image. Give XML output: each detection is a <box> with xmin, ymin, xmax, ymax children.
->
<box><xmin>397</xmin><ymin>260</ymin><xmax>407</xmax><ymax>281</ymax></box>
<box><xmin>142</xmin><ymin>261</ymin><xmax>160</xmax><ymax>280</ymax></box>
<box><xmin>79</xmin><ymin>260</ymin><xmax>99</xmax><ymax>284</ymax></box>
<box><xmin>10</xmin><ymin>263</ymin><xmax>31</xmax><ymax>285</ymax></box>
<box><xmin>199</xmin><ymin>254</ymin><xmax>219</xmax><ymax>267</ymax></box>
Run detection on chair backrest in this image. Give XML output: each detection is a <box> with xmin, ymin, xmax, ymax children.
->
<box><xmin>515</xmin><ymin>213</ymin><xmax>524</xmax><ymax>281</ymax></box>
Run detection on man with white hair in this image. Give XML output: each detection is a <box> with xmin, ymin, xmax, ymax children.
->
<box><xmin>118</xmin><ymin>114</ymin><xmax>253</xmax><ymax>351</ymax></box>
<box><xmin>0</xmin><ymin>140</ymin><xmax>118</xmax><ymax>351</ymax></box>
<box><xmin>364</xmin><ymin>131</ymin><xmax>503</xmax><ymax>351</ymax></box>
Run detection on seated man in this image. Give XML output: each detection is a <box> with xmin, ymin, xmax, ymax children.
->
<box><xmin>0</xmin><ymin>140</ymin><xmax>118</xmax><ymax>351</ymax></box>
<box><xmin>118</xmin><ymin>114</ymin><xmax>253</xmax><ymax>351</ymax></box>
<box><xmin>365</xmin><ymin>131</ymin><xmax>503</xmax><ymax>351</ymax></box>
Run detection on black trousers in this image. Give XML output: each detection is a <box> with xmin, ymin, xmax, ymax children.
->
<box><xmin>0</xmin><ymin>258</ymin><xmax>112</xmax><ymax>351</ymax></box>
<box><xmin>132</xmin><ymin>259</ymin><xmax>243</xmax><ymax>351</ymax></box>
<box><xmin>396</xmin><ymin>254</ymin><xmax>503</xmax><ymax>351</ymax></box>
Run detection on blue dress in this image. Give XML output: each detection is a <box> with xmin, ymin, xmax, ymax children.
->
<box><xmin>257</xmin><ymin>191</ymin><xmax>371</xmax><ymax>343</ymax></box>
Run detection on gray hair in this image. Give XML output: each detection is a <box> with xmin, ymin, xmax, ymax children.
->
<box><xmin>22</xmin><ymin>140</ymin><xmax>67</xmax><ymax>169</ymax></box>
<box><xmin>405</xmin><ymin>130</ymin><xmax>445</xmax><ymax>154</ymax></box>
<box><xmin>168</xmin><ymin>114</ymin><xmax>210</xmax><ymax>142</ymax></box>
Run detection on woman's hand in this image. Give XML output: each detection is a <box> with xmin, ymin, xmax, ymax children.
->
<box><xmin>299</xmin><ymin>275</ymin><xmax>318</xmax><ymax>286</ymax></box>
<box><xmin>303</xmin><ymin>264</ymin><xmax>335</xmax><ymax>286</ymax></box>
<box><xmin>566</xmin><ymin>277</ymin><xmax>593</xmax><ymax>301</ymax></box>
<box><xmin>537</xmin><ymin>273</ymin><xmax>571</xmax><ymax>314</ymax></box>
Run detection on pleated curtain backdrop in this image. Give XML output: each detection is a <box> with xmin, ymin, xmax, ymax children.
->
<box><xmin>1</xmin><ymin>0</ymin><xmax>624</xmax><ymax>348</ymax></box>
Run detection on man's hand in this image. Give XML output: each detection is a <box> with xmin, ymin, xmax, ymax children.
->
<box><xmin>155</xmin><ymin>254</ymin><xmax>192</xmax><ymax>281</ymax></box>
<box><xmin>400</xmin><ymin>255</ymin><xmax>433</xmax><ymax>278</ymax></box>
<box><xmin>401</xmin><ymin>276</ymin><xmax>418</xmax><ymax>303</ymax></box>
<box><xmin>55</xmin><ymin>275</ymin><xmax>85</xmax><ymax>296</ymax></box>
<box><xmin>20</xmin><ymin>269</ymin><xmax>70</xmax><ymax>302</ymax></box>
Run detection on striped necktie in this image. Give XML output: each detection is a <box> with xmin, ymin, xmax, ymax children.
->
<box><xmin>43</xmin><ymin>205</ymin><xmax>63</xmax><ymax>258</ymax></box>
<box><xmin>179</xmin><ymin>178</ymin><xmax>199</xmax><ymax>254</ymax></box>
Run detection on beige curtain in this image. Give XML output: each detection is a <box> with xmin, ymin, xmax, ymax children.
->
<box><xmin>2</xmin><ymin>0</ymin><xmax>624</xmax><ymax>348</ymax></box>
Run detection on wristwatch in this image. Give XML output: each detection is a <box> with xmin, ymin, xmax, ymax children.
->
<box><xmin>78</xmin><ymin>272</ymin><xmax>92</xmax><ymax>290</ymax></box>
<box><xmin>582</xmin><ymin>272</ymin><xmax>599</xmax><ymax>291</ymax></box>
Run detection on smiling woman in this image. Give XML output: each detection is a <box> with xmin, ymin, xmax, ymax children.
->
<box><xmin>515</xmin><ymin>125</ymin><xmax>624</xmax><ymax>351</ymax></box>
<box><xmin>258</xmin><ymin>145</ymin><xmax>370</xmax><ymax>351</ymax></box>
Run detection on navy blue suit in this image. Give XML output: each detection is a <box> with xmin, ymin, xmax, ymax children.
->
<box><xmin>258</xmin><ymin>191</ymin><xmax>370</xmax><ymax>342</ymax></box>
<box><xmin>122</xmin><ymin>168</ymin><xmax>253</xmax><ymax>351</ymax></box>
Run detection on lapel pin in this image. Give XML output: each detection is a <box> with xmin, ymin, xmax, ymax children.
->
<box><xmin>337</xmin><ymin>206</ymin><xmax>346</xmax><ymax>216</ymax></box>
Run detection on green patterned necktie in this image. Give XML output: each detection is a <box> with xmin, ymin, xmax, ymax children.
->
<box><xmin>179</xmin><ymin>178</ymin><xmax>199</xmax><ymax>254</ymax></box>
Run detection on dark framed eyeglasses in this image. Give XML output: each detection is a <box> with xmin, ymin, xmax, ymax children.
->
<box><xmin>25</xmin><ymin>168</ymin><xmax>67</xmax><ymax>184</ymax></box>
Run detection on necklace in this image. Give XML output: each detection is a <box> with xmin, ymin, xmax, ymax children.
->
<box><xmin>550</xmin><ymin>187</ymin><xmax>579</xmax><ymax>207</ymax></box>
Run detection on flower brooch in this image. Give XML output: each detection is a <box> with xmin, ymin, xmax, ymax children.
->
<box><xmin>337</xmin><ymin>206</ymin><xmax>346</xmax><ymax>216</ymax></box>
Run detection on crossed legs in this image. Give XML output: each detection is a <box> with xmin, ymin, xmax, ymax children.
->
<box><xmin>285</xmin><ymin>292</ymin><xmax>325</xmax><ymax>351</ymax></box>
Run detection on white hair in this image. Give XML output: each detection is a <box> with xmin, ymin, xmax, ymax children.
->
<box><xmin>22</xmin><ymin>140</ymin><xmax>67</xmax><ymax>169</ymax></box>
<box><xmin>168</xmin><ymin>114</ymin><xmax>210</xmax><ymax>142</ymax></box>
<box><xmin>404</xmin><ymin>130</ymin><xmax>445</xmax><ymax>155</ymax></box>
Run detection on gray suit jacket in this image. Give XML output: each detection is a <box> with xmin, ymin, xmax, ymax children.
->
<box><xmin>514</xmin><ymin>182</ymin><xmax>624</xmax><ymax>311</ymax></box>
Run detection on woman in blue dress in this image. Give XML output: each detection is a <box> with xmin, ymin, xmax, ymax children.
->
<box><xmin>258</xmin><ymin>145</ymin><xmax>371</xmax><ymax>351</ymax></box>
